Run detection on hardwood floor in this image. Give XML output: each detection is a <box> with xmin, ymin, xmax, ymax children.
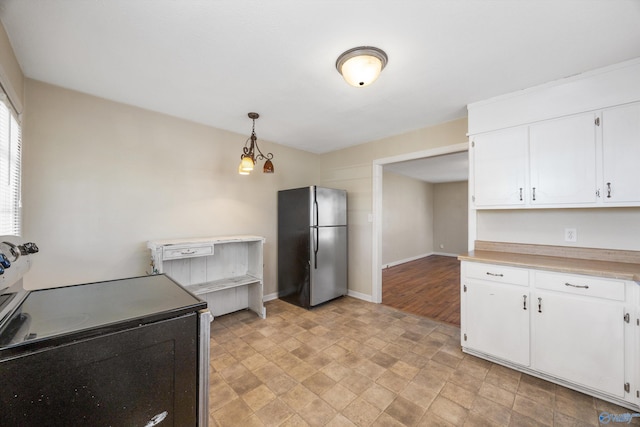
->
<box><xmin>382</xmin><ymin>255</ymin><xmax>461</xmax><ymax>326</ymax></box>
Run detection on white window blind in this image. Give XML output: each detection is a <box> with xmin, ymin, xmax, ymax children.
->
<box><xmin>0</xmin><ymin>93</ymin><xmax>21</xmax><ymax>236</ymax></box>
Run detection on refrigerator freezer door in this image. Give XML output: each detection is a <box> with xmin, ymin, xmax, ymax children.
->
<box><xmin>313</xmin><ymin>187</ymin><xmax>347</xmax><ymax>227</ymax></box>
<box><xmin>310</xmin><ymin>226</ymin><xmax>347</xmax><ymax>306</ymax></box>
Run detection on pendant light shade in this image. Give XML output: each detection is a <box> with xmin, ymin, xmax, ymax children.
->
<box><xmin>240</xmin><ymin>155</ymin><xmax>255</xmax><ymax>172</ymax></box>
<box><xmin>336</xmin><ymin>46</ymin><xmax>388</xmax><ymax>87</ymax></box>
<box><xmin>263</xmin><ymin>159</ymin><xmax>274</xmax><ymax>173</ymax></box>
<box><xmin>237</xmin><ymin>112</ymin><xmax>274</xmax><ymax>175</ymax></box>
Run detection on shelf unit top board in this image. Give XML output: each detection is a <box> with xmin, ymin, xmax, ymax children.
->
<box><xmin>148</xmin><ymin>235</ymin><xmax>265</xmax><ymax>249</ymax></box>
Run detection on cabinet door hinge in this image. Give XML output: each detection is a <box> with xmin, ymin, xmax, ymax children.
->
<box><xmin>472</xmin><ymin>195</ymin><xmax>475</xmax><ymax>202</ymax></box>
<box><xmin>471</xmin><ymin>140</ymin><xmax>475</xmax><ymax>148</ymax></box>
<box><xmin>637</xmin><ymin>390</ymin><xmax>639</xmax><ymax>398</ymax></box>
<box><xmin>595</xmin><ymin>117</ymin><xmax>601</xmax><ymax>126</ymax></box>
<box><xmin>463</xmin><ymin>284</ymin><xmax>467</xmax><ymax>292</ymax></box>
<box><xmin>624</xmin><ymin>382</ymin><xmax>630</xmax><ymax>393</ymax></box>
<box><xmin>463</xmin><ymin>333</ymin><xmax>467</xmax><ymax>341</ymax></box>
<box><xmin>624</xmin><ymin>313</ymin><xmax>630</xmax><ymax>323</ymax></box>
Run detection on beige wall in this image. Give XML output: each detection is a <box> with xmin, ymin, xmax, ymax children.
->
<box><xmin>382</xmin><ymin>177</ymin><xmax>468</xmax><ymax>267</ymax></box>
<box><xmin>433</xmin><ymin>181</ymin><xmax>468</xmax><ymax>255</ymax></box>
<box><xmin>319</xmin><ymin>118</ymin><xmax>468</xmax><ymax>298</ymax></box>
<box><xmin>476</xmin><ymin>208</ymin><xmax>640</xmax><ymax>250</ymax></box>
<box><xmin>382</xmin><ymin>171</ymin><xmax>433</xmax><ymax>266</ymax></box>
<box><xmin>22</xmin><ymin>79</ymin><xmax>320</xmax><ymax>291</ymax></box>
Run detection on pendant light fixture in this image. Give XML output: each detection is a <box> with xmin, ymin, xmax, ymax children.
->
<box><xmin>238</xmin><ymin>112</ymin><xmax>274</xmax><ymax>175</ymax></box>
<box><xmin>336</xmin><ymin>46</ymin><xmax>388</xmax><ymax>87</ymax></box>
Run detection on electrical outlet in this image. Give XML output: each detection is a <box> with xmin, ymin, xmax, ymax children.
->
<box><xmin>564</xmin><ymin>228</ymin><xmax>577</xmax><ymax>242</ymax></box>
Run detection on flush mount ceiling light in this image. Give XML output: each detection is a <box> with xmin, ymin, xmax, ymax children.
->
<box><xmin>336</xmin><ymin>46</ymin><xmax>388</xmax><ymax>87</ymax></box>
<box><xmin>238</xmin><ymin>112</ymin><xmax>274</xmax><ymax>175</ymax></box>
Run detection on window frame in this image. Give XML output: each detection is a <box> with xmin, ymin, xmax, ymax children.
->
<box><xmin>0</xmin><ymin>90</ymin><xmax>22</xmax><ymax>237</ymax></box>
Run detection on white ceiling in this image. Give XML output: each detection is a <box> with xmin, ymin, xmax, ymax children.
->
<box><xmin>1</xmin><ymin>0</ymin><xmax>640</xmax><ymax>155</ymax></box>
<box><xmin>384</xmin><ymin>152</ymin><xmax>469</xmax><ymax>184</ymax></box>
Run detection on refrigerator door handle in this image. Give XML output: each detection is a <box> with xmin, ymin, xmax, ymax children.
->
<box><xmin>313</xmin><ymin>192</ymin><xmax>319</xmax><ymax>227</ymax></box>
<box><xmin>313</xmin><ymin>226</ymin><xmax>319</xmax><ymax>269</ymax></box>
<box><xmin>313</xmin><ymin>188</ymin><xmax>319</xmax><ymax>269</ymax></box>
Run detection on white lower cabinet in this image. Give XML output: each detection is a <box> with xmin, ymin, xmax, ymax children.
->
<box><xmin>461</xmin><ymin>261</ymin><xmax>638</xmax><ymax>410</ymax></box>
<box><xmin>532</xmin><ymin>290</ymin><xmax>625</xmax><ymax>397</ymax></box>
<box><xmin>464</xmin><ymin>280</ymin><xmax>530</xmax><ymax>366</ymax></box>
<box><xmin>462</xmin><ymin>262</ymin><xmax>530</xmax><ymax>366</ymax></box>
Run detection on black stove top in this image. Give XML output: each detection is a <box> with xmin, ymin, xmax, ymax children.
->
<box><xmin>0</xmin><ymin>274</ymin><xmax>206</xmax><ymax>355</ymax></box>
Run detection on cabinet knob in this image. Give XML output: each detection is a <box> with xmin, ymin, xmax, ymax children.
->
<box><xmin>606</xmin><ymin>182</ymin><xmax>612</xmax><ymax>198</ymax></box>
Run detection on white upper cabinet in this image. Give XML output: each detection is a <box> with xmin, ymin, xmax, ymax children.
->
<box><xmin>472</xmin><ymin>112</ymin><xmax>600</xmax><ymax>208</ymax></box>
<box><xmin>529</xmin><ymin>112</ymin><xmax>598</xmax><ymax>206</ymax></box>
<box><xmin>468</xmin><ymin>59</ymin><xmax>640</xmax><ymax>210</ymax></box>
<box><xmin>601</xmin><ymin>103</ymin><xmax>640</xmax><ymax>203</ymax></box>
<box><xmin>472</xmin><ymin>127</ymin><xmax>528</xmax><ymax>207</ymax></box>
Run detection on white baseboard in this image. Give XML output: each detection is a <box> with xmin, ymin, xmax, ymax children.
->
<box><xmin>263</xmin><ymin>292</ymin><xmax>279</xmax><ymax>302</ymax></box>
<box><xmin>383</xmin><ymin>251</ymin><xmax>461</xmax><ymax>269</ymax></box>
<box><xmin>432</xmin><ymin>252</ymin><xmax>460</xmax><ymax>258</ymax></box>
<box><xmin>382</xmin><ymin>252</ymin><xmax>433</xmax><ymax>269</ymax></box>
<box><xmin>346</xmin><ymin>289</ymin><xmax>374</xmax><ymax>303</ymax></box>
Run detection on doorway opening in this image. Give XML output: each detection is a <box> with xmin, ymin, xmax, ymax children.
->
<box><xmin>371</xmin><ymin>143</ymin><xmax>471</xmax><ymax>325</ymax></box>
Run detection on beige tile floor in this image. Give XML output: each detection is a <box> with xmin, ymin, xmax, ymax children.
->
<box><xmin>209</xmin><ymin>297</ymin><xmax>639</xmax><ymax>426</ymax></box>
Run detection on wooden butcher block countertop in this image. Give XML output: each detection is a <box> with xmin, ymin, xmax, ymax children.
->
<box><xmin>459</xmin><ymin>241</ymin><xmax>640</xmax><ymax>282</ymax></box>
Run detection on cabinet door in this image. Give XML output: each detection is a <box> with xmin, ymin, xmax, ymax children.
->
<box><xmin>602</xmin><ymin>103</ymin><xmax>640</xmax><ymax>203</ymax></box>
<box><xmin>472</xmin><ymin>127</ymin><xmax>528</xmax><ymax>207</ymax></box>
<box><xmin>464</xmin><ymin>280</ymin><xmax>530</xmax><ymax>366</ymax></box>
<box><xmin>529</xmin><ymin>113</ymin><xmax>597</xmax><ymax>205</ymax></box>
<box><xmin>532</xmin><ymin>291</ymin><xmax>625</xmax><ymax>397</ymax></box>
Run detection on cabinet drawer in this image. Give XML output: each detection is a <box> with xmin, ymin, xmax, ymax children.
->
<box><xmin>534</xmin><ymin>271</ymin><xmax>625</xmax><ymax>301</ymax></box>
<box><xmin>464</xmin><ymin>262</ymin><xmax>529</xmax><ymax>286</ymax></box>
<box><xmin>162</xmin><ymin>244</ymin><xmax>214</xmax><ymax>260</ymax></box>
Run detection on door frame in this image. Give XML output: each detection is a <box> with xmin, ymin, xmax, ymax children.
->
<box><xmin>371</xmin><ymin>142</ymin><xmax>470</xmax><ymax>303</ymax></box>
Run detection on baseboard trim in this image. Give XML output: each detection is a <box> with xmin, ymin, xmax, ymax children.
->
<box><xmin>383</xmin><ymin>251</ymin><xmax>461</xmax><ymax>269</ymax></box>
<box><xmin>263</xmin><ymin>292</ymin><xmax>279</xmax><ymax>302</ymax></box>
<box><xmin>347</xmin><ymin>289</ymin><xmax>374</xmax><ymax>303</ymax></box>
<box><xmin>383</xmin><ymin>252</ymin><xmax>433</xmax><ymax>269</ymax></box>
<box><xmin>432</xmin><ymin>252</ymin><xmax>460</xmax><ymax>258</ymax></box>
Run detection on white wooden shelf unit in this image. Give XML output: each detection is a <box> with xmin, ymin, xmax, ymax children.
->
<box><xmin>147</xmin><ymin>235</ymin><xmax>266</xmax><ymax>319</ymax></box>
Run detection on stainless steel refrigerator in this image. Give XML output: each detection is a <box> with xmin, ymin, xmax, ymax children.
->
<box><xmin>278</xmin><ymin>186</ymin><xmax>347</xmax><ymax>308</ymax></box>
